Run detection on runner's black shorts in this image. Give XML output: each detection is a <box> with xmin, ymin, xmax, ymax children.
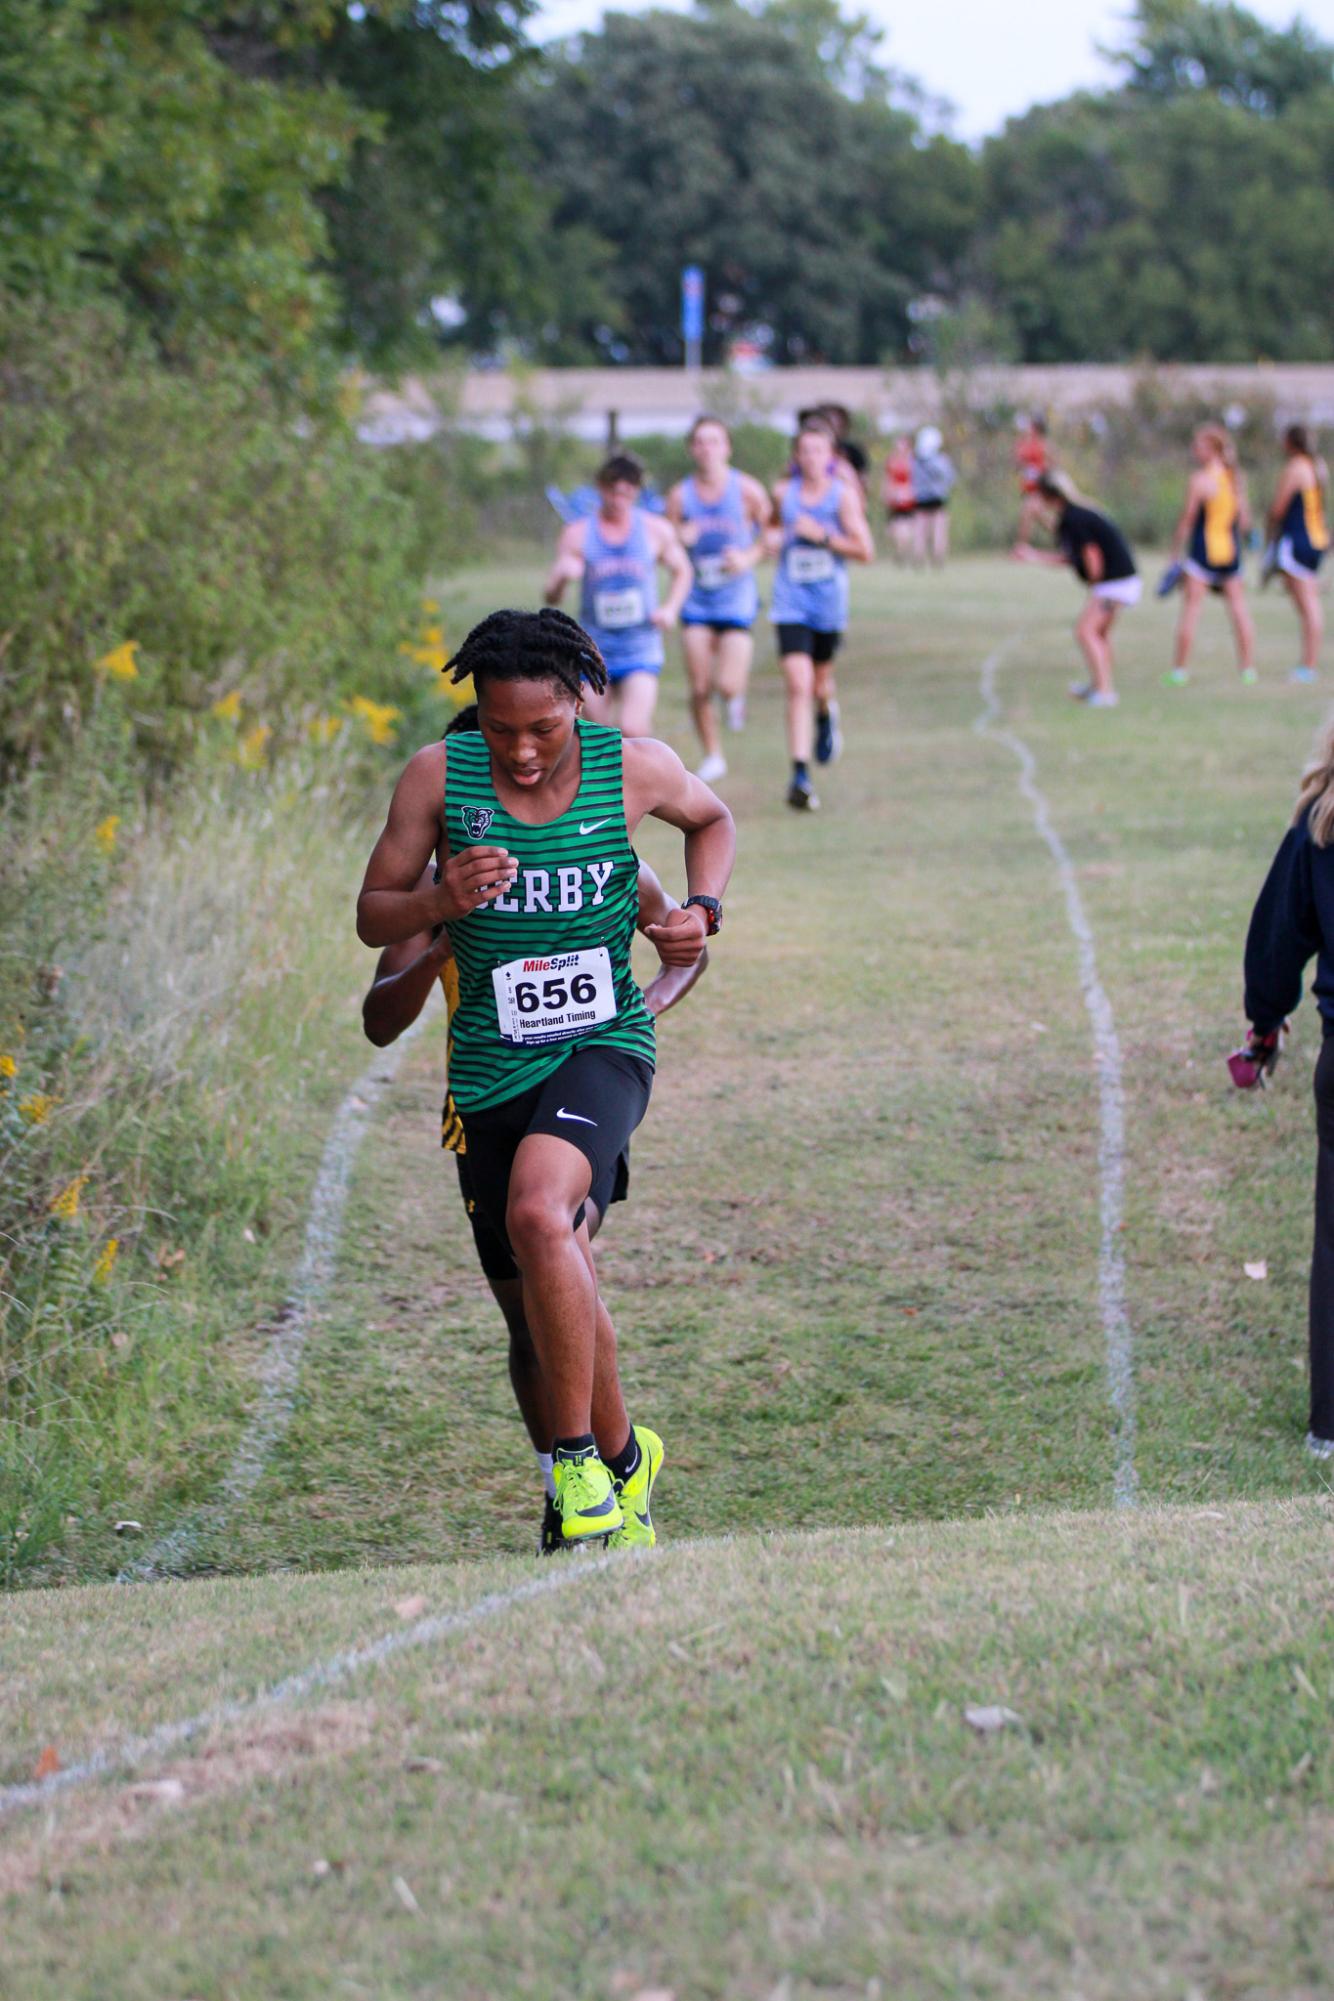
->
<box><xmin>457</xmin><ymin>1045</ymin><xmax>652</xmax><ymax>1272</ymax></box>
<box><xmin>775</xmin><ymin>623</ymin><xmax>841</xmax><ymax>665</ymax></box>
<box><xmin>455</xmin><ymin>1146</ymin><xmax>631</xmax><ymax>1284</ymax></box>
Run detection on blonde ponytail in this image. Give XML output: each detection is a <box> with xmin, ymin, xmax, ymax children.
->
<box><xmin>1294</xmin><ymin>716</ymin><xmax>1334</xmax><ymax>847</ymax></box>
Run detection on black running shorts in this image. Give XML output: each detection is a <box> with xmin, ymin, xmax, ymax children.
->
<box><xmin>776</xmin><ymin>623</ymin><xmax>841</xmax><ymax>666</ymax></box>
<box><xmin>458</xmin><ymin>1045</ymin><xmax>652</xmax><ymax>1268</ymax></box>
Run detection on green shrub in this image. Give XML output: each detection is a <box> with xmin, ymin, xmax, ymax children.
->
<box><xmin>0</xmin><ymin>293</ymin><xmax>471</xmax><ymax>773</ymax></box>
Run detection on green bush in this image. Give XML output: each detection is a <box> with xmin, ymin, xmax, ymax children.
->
<box><xmin>0</xmin><ymin>293</ymin><xmax>472</xmax><ymax>773</ymax></box>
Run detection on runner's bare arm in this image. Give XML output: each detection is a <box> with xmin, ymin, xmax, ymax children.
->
<box><xmin>622</xmin><ymin>739</ymin><xmax>735</xmax><ymax>965</ymax></box>
<box><xmin>834</xmin><ymin>481</ymin><xmax>875</xmax><ymax>563</ymax></box>
<box><xmin>636</xmin><ymin>858</ymin><xmax>709</xmax><ymax>1015</ymax></box>
<box><xmin>664</xmin><ymin>482</ymin><xmax>698</xmax><ymax>546</ymax></box>
<box><xmin>544</xmin><ymin>521</ymin><xmax>586</xmax><ymax>605</ymax></box>
<box><xmin>725</xmin><ymin>474</ymin><xmax>773</xmax><ymax>573</ymax></box>
<box><xmin>1081</xmin><ymin>541</ymin><xmax>1105</xmax><ymax>583</ymax></box>
<box><xmin>362</xmin><ymin>868</ymin><xmax>453</xmax><ymax>1047</ymax></box>
<box><xmin>651</xmin><ymin>515</ymin><xmax>695</xmax><ymax>627</ymax></box>
<box><xmin>763</xmin><ymin>479</ymin><xmax>788</xmax><ymax>556</ymax></box>
<box><xmin>356</xmin><ymin>743</ymin><xmax>517</xmax><ymax>947</ymax></box>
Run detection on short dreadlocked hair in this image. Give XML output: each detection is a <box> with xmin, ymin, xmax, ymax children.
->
<box><xmin>447</xmin><ymin>607</ymin><xmax>608</xmax><ymax>701</ymax></box>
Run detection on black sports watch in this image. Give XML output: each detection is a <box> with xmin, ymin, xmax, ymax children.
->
<box><xmin>682</xmin><ymin>894</ymin><xmax>723</xmax><ymax>936</ymax></box>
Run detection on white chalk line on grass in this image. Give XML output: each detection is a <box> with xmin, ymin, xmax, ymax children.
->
<box><xmin>119</xmin><ymin>1006</ymin><xmax>434</xmax><ymax>1584</ymax></box>
<box><xmin>975</xmin><ymin>646</ymin><xmax>1139</xmax><ymax>1509</ymax></box>
<box><xmin>0</xmin><ymin>1553</ymin><xmax>620</xmax><ymax>1824</ymax></box>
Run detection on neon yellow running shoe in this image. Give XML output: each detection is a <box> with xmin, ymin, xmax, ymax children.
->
<box><xmin>553</xmin><ymin>1448</ymin><xmax>622</xmax><ymax>1545</ymax></box>
<box><xmin>609</xmin><ymin>1425</ymin><xmax>664</xmax><ymax>1550</ymax></box>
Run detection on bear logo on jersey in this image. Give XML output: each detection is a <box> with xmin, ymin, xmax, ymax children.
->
<box><xmin>462</xmin><ymin>805</ymin><xmax>495</xmax><ymax>841</ymax></box>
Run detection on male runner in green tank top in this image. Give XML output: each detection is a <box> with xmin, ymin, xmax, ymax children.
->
<box><xmin>357</xmin><ymin>607</ymin><xmax>734</xmax><ymax>1547</ymax></box>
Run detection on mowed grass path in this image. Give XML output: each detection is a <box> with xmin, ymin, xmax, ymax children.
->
<box><xmin>184</xmin><ymin>550</ymin><xmax>1334</xmax><ymax>1573</ymax></box>
<box><xmin>3</xmin><ymin>1502</ymin><xmax>1331</xmax><ymax>1998</ymax></box>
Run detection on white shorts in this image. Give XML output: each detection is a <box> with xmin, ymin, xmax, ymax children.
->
<box><xmin>1091</xmin><ymin>575</ymin><xmax>1142</xmax><ymax>608</ymax></box>
<box><xmin>1181</xmin><ymin>557</ymin><xmax>1239</xmax><ymax>589</ymax></box>
<box><xmin>1276</xmin><ymin>536</ymin><xmax>1323</xmax><ymax>581</ymax></box>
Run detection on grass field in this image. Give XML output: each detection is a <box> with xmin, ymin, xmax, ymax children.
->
<box><xmin>4</xmin><ymin>551</ymin><xmax>1333</xmax><ymax>1994</ymax></box>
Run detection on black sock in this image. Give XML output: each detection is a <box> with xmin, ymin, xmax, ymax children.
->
<box><xmin>793</xmin><ymin>759</ymin><xmax>809</xmax><ymax>783</ymax></box>
<box><xmin>604</xmin><ymin>1430</ymin><xmax>640</xmax><ymax>1486</ymax></box>
<box><xmin>554</xmin><ymin>1433</ymin><xmax>596</xmax><ymax>1461</ymax></box>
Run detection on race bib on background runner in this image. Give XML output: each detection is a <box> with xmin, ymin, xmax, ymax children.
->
<box><xmin>787</xmin><ymin>544</ymin><xmax>836</xmax><ymax>585</ymax></box>
<box><xmin>694</xmin><ymin>552</ymin><xmax>729</xmax><ymax>592</ymax></box>
<box><xmin>593</xmin><ymin>587</ymin><xmax>646</xmax><ymax>630</ymax></box>
<box><xmin>492</xmin><ymin>947</ymin><xmax>616</xmax><ymax>1046</ymax></box>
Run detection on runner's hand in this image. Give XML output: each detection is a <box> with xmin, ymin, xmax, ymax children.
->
<box><xmin>644</xmin><ymin>906</ymin><xmax>708</xmax><ymax>965</ymax></box>
<box><xmin>793</xmin><ymin>513</ymin><xmax>827</xmax><ymax>542</ymax></box>
<box><xmin>651</xmin><ymin>605</ymin><xmax>679</xmax><ymax>631</ymax></box>
<box><xmin>721</xmin><ymin>548</ymin><xmax>747</xmax><ymax>574</ymax></box>
<box><xmin>434</xmin><ymin>846</ymin><xmax>517</xmax><ymax>920</ymax></box>
<box><xmin>1227</xmin><ymin>1022</ymin><xmax>1287</xmax><ymax>1089</ymax></box>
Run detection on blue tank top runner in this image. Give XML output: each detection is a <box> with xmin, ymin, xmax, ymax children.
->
<box><xmin>680</xmin><ymin>471</ymin><xmax>760</xmax><ymax>627</ymax></box>
<box><xmin>579</xmin><ymin>510</ymin><xmax>664</xmax><ymax>677</ymax></box>
<box><xmin>769</xmin><ymin>478</ymin><xmax>849</xmax><ymax>633</ymax></box>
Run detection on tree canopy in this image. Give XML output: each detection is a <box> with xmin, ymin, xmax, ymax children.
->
<box><xmin>3</xmin><ymin>0</ymin><xmax>1333</xmax><ymax>372</ymax></box>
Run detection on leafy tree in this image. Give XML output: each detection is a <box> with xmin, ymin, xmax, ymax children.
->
<box><xmin>522</xmin><ymin>0</ymin><xmax>980</xmax><ymax>364</ymax></box>
<box><xmin>1113</xmin><ymin>0</ymin><xmax>1333</xmax><ymax>115</ymax></box>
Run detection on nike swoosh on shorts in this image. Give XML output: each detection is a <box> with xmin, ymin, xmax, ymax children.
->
<box><xmin>556</xmin><ymin>1108</ymin><xmax>597</xmax><ymax>1125</ymax></box>
<box><xmin>579</xmin><ymin>820</ymin><xmax>610</xmax><ymax>835</ymax></box>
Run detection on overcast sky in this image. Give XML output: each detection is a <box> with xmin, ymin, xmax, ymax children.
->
<box><xmin>531</xmin><ymin>0</ymin><xmax>1334</xmax><ymax>140</ymax></box>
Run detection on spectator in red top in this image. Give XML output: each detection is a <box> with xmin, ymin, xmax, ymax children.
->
<box><xmin>881</xmin><ymin>434</ymin><xmax>916</xmax><ymax>564</ymax></box>
<box><xmin>1014</xmin><ymin>414</ymin><xmax>1049</xmax><ymax>550</ymax></box>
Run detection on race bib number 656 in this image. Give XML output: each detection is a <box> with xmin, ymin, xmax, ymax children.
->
<box><xmin>492</xmin><ymin>947</ymin><xmax>617</xmax><ymax>1046</ymax></box>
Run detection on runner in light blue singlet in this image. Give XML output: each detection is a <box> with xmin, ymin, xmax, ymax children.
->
<box><xmin>579</xmin><ymin>506</ymin><xmax>665</xmax><ymax>679</ymax></box>
<box><xmin>769</xmin><ymin>475</ymin><xmax>849</xmax><ymax>634</ymax></box>
<box><xmin>667</xmin><ymin>416</ymin><xmax>772</xmax><ymax>783</ymax></box>
<box><xmin>679</xmin><ymin>471</ymin><xmax>760</xmax><ymax>628</ymax></box>
<box><xmin>546</xmin><ymin>451</ymin><xmax>693</xmax><ymax>739</ymax></box>
<box><xmin>765</xmin><ymin>418</ymin><xmax>873</xmax><ymax>813</ymax></box>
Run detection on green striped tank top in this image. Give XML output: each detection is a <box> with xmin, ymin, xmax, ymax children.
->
<box><xmin>444</xmin><ymin>719</ymin><xmax>656</xmax><ymax>1112</ymax></box>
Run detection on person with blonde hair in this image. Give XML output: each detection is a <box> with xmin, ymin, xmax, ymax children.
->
<box><xmin>1264</xmin><ymin>423</ymin><xmax>1330</xmax><ymax>684</ymax></box>
<box><xmin>1163</xmin><ymin>424</ymin><xmax>1256</xmax><ymax>686</ymax></box>
<box><xmin>1012</xmin><ymin>470</ymin><xmax>1140</xmax><ymax>708</ymax></box>
<box><xmin>1235</xmin><ymin>721</ymin><xmax>1334</xmax><ymax>1459</ymax></box>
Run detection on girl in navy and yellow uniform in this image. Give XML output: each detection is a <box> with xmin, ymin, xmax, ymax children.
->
<box><xmin>1165</xmin><ymin>425</ymin><xmax>1257</xmax><ymax>686</ymax></box>
<box><xmin>1266</xmin><ymin>424</ymin><xmax>1330</xmax><ymax>683</ymax></box>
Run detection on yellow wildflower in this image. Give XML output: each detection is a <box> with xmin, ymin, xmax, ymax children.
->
<box><xmin>0</xmin><ymin>1053</ymin><xmax>16</xmax><ymax>1080</ymax></box>
<box><xmin>19</xmin><ymin>1092</ymin><xmax>56</xmax><ymax>1125</ymax></box>
<box><xmin>422</xmin><ymin>598</ymin><xmax>440</xmax><ymax>614</ymax></box>
<box><xmin>235</xmin><ymin>723</ymin><xmax>272</xmax><ymax>770</ymax></box>
<box><xmin>306</xmin><ymin>714</ymin><xmax>344</xmax><ymax>746</ymax></box>
<box><xmin>94</xmin><ymin>641</ymin><xmax>140</xmax><ymax>682</ymax></box>
<box><xmin>346</xmin><ymin>695</ymin><xmax>401</xmax><ymax>748</ymax></box>
<box><xmin>94</xmin><ymin>813</ymin><xmax>121</xmax><ymax>855</ymax></box>
<box><xmin>93</xmin><ymin>1238</ymin><xmax>120</xmax><ymax>1284</ymax></box>
<box><xmin>49</xmin><ymin>1174</ymin><xmax>89</xmax><ymax>1221</ymax></box>
<box><xmin>445</xmin><ymin>673</ymin><xmax>474</xmax><ymax>708</ymax></box>
<box><xmin>211</xmin><ymin>691</ymin><xmax>243</xmax><ymax>723</ymax></box>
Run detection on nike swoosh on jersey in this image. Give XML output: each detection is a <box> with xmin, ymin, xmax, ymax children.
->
<box><xmin>579</xmin><ymin>819</ymin><xmax>610</xmax><ymax>835</ymax></box>
<box><xmin>555</xmin><ymin>1108</ymin><xmax>597</xmax><ymax>1125</ymax></box>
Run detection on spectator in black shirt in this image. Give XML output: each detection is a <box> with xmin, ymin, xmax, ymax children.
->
<box><xmin>1240</xmin><ymin>730</ymin><xmax>1334</xmax><ymax>1458</ymax></box>
<box><xmin>1014</xmin><ymin>471</ymin><xmax>1141</xmax><ymax>709</ymax></box>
